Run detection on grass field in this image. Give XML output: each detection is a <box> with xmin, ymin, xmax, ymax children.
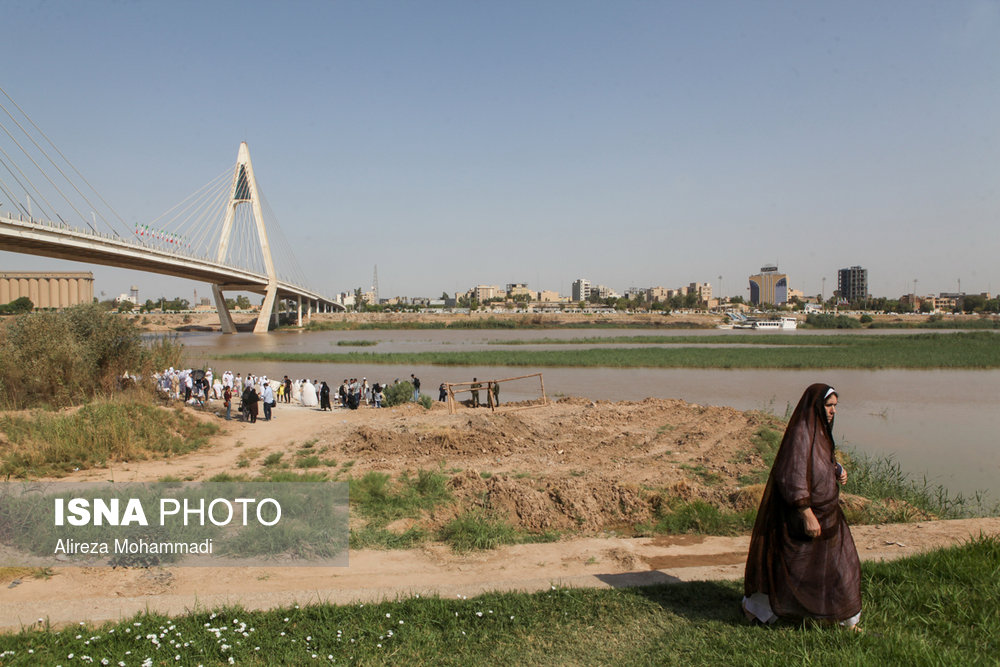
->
<box><xmin>0</xmin><ymin>536</ymin><xmax>996</xmax><ymax>665</ymax></box>
<box><xmin>0</xmin><ymin>396</ymin><xmax>218</xmax><ymax>478</ymax></box>
<box><xmin>219</xmin><ymin>331</ymin><xmax>1000</xmax><ymax>369</ymax></box>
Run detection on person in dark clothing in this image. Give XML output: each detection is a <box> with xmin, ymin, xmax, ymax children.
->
<box><xmin>241</xmin><ymin>385</ymin><xmax>260</xmax><ymax>424</ymax></box>
<box><xmin>743</xmin><ymin>384</ymin><xmax>860</xmax><ymax>628</ymax></box>
<box><xmin>320</xmin><ymin>381</ymin><xmax>332</xmax><ymax>411</ymax></box>
<box><xmin>411</xmin><ymin>374</ymin><xmax>421</xmax><ymax>401</ymax></box>
<box><xmin>438</xmin><ymin>383</ymin><xmax>447</xmax><ymax>402</ymax></box>
<box><xmin>283</xmin><ymin>376</ymin><xmax>292</xmax><ymax>403</ymax></box>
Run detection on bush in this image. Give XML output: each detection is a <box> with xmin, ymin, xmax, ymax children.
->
<box><xmin>383</xmin><ymin>381</ymin><xmax>414</xmax><ymax>407</ymax></box>
<box><xmin>418</xmin><ymin>394</ymin><xmax>433</xmax><ymax>410</ymax></box>
<box><xmin>859</xmin><ymin>314</ymin><xmax>873</xmax><ymax>324</ymax></box>
<box><xmin>0</xmin><ymin>296</ymin><xmax>33</xmax><ymax>315</ymax></box>
<box><xmin>0</xmin><ymin>304</ymin><xmax>177</xmax><ymax>409</ymax></box>
<box><xmin>805</xmin><ymin>313</ymin><xmax>862</xmax><ymax>329</ymax></box>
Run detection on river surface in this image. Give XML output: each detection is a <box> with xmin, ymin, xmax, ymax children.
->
<box><xmin>179</xmin><ymin>328</ymin><xmax>1000</xmax><ymax>502</ymax></box>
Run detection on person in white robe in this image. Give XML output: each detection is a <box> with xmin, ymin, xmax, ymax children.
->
<box><xmin>300</xmin><ymin>379</ymin><xmax>318</xmax><ymax>407</ymax></box>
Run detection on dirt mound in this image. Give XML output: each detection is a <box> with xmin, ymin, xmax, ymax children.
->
<box><xmin>445</xmin><ymin>472</ymin><xmax>653</xmax><ymax>532</ymax></box>
<box><xmin>328</xmin><ymin>397</ymin><xmax>784</xmax><ymax>533</ymax></box>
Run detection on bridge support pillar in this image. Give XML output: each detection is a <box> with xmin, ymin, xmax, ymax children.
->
<box><xmin>254</xmin><ymin>284</ymin><xmax>278</xmax><ymax>334</ymax></box>
<box><xmin>213</xmin><ymin>285</ymin><xmax>237</xmax><ymax>334</ymax></box>
<box><xmin>297</xmin><ymin>296</ymin><xmax>302</xmax><ymax>327</ymax></box>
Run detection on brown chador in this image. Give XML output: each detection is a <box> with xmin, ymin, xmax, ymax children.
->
<box><xmin>743</xmin><ymin>383</ymin><xmax>862</xmax><ymax>625</ymax></box>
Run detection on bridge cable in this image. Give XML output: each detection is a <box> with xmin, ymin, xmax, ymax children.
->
<box><xmin>0</xmin><ymin>86</ymin><xmax>133</xmax><ymax>239</ymax></box>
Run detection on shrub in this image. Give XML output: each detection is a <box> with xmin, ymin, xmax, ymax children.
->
<box><xmin>805</xmin><ymin>313</ymin><xmax>862</xmax><ymax>329</ymax></box>
<box><xmin>0</xmin><ymin>304</ymin><xmax>180</xmax><ymax>409</ymax></box>
<box><xmin>0</xmin><ymin>296</ymin><xmax>33</xmax><ymax>315</ymax></box>
<box><xmin>383</xmin><ymin>381</ymin><xmax>414</xmax><ymax>407</ymax></box>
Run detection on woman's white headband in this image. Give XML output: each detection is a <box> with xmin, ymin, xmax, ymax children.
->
<box><xmin>824</xmin><ymin>387</ymin><xmax>837</xmax><ymax>399</ymax></box>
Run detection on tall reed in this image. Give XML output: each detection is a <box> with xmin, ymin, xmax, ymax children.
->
<box><xmin>0</xmin><ymin>305</ymin><xmax>183</xmax><ymax>409</ymax></box>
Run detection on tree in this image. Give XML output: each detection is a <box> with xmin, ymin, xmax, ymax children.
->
<box><xmin>962</xmin><ymin>295</ymin><xmax>986</xmax><ymax>314</ymax></box>
<box><xmin>0</xmin><ymin>296</ymin><xmax>33</xmax><ymax>315</ymax></box>
<box><xmin>353</xmin><ymin>287</ymin><xmax>368</xmax><ymax>311</ymax></box>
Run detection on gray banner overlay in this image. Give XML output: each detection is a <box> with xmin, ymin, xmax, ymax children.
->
<box><xmin>0</xmin><ymin>482</ymin><xmax>348</xmax><ymax>567</ymax></box>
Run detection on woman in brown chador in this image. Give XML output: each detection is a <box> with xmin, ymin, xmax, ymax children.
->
<box><xmin>743</xmin><ymin>383</ymin><xmax>861</xmax><ymax>627</ymax></box>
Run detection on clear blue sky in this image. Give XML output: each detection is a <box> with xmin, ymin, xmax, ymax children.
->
<box><xmin>2</xmin><ymin>1</ymin><xmax>999</xmax><ymax>302</ymax></box>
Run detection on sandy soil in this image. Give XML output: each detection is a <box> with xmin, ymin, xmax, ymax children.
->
<box><xmin>2</xmin><ymin>396</ymin><xmax>997</xmax><ymax>632</ymax></box>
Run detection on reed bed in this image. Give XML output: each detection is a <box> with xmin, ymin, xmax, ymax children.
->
<box><xmin>0</xmin><ymin>304</ymin><xmax>184</xmax><ymax>409</ymax></box>
<box><xmin>220</xmin><ymin>331</ymin><xmax>1000</xmax><ymax>369</ymax></box>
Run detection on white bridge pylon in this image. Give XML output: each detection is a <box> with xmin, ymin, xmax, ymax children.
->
<box><xmin>214</xmin><ymin>142</ymin><xmax>278</xmax><ymax>334</ymax></box>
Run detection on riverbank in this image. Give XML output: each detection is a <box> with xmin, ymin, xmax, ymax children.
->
<box><xmin>218</xmin><ymin>331</ymin><xmax>1000</xmax><ymax>369</ymax></box>
<box><xmin>1</xmin><ymin>395</ymin><xmax>996</xmax><ymax>632</ymax></box>
<box><xmin>135</xmin><ymin>310</ymin><xmax>997</xmax><ymax>333</ymax></box>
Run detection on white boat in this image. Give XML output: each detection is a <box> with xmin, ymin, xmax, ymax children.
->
<box><xmin>751</xmin><ymin>317</ymin><xmax>797</xmax><ymax>330</ymax></box>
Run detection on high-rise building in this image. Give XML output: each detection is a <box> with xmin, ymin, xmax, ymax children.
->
<box><xmin>571</xmin><ymin>279</ymin><xmax>591</xmax><ymax>302</ymax></box>
<box><xmin>837</xmin><ymin>266</ymin><xmax>868</xmax><ymax>303</ymax></box>
<box><xmin>748</xmin><ymin>266</ymin><xmax>788</xmax><ymax>305</ymax></box>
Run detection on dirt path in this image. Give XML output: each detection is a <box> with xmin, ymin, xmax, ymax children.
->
<box><xmin>3</xmin><ymin>396</ymin><xmax>997</xmax><ymax>631</ymax></box>
<box><xmin>3</xmin><ymin>517</ymin><xmax>997</xmax><ymax>632</ymax></box>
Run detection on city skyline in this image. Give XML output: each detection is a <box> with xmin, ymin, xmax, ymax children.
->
<box><xmin>2</xmin><ymin>2</ymin><xmax>998</xmax><ymax>302</ymax></box>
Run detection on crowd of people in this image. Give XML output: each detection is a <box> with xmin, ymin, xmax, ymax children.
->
<box><xmin>153</xmin><ymin>369</ymin><xmax>450</xmax><ymax>422</ymax></box>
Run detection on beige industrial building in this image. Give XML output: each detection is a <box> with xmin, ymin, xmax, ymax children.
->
<box><xmin>0</xmin><ymin>271</ymin><xmax>94</xmax><ymax>308</ymax></box>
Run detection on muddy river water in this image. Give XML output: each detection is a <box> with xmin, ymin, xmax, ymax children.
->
<box><xmin>180</xmin><ymin>328</ymin><xmax>1000</xmax><ymax>501</ymax></box>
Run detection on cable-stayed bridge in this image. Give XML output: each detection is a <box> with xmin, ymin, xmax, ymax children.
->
<box><xmin>0</xmin><ymin>89</ymin><xmax>341</xmax><ymax>333</ymax></box>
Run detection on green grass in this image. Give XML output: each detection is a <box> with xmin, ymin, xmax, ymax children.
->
<box><xmin>438</xmin><ymin>509</ymin><xmax>521</xmax><ymax>551</ymax></box>
<box><xmin>843</xmin><ymin>451</ymin><xmax>998</xmax><ymax>522</ymax></box>
<box><xmin>0</xmin><ymin>398</ymin><xmax>218</xmax><ymax>478</ymax></box>
<box><xmin>638</xmin><ymin>498</ymin><xmax>757</xmax><ymax>536</ymax></box>
<box><xmin>336</xmin><ymin>339</ymin><xmax>377</xmax><ymax>346</ymax></box>
<box><xmin>1</xmin><ymin>536</ymin><xmax>996</xmax><ymax>664</ymax></box>
<box><xmin>350</xmin><ymin>469</ymin><xmax>453</xmax><ymax>523</ymax></box>
<box><xmin>218</xmin><ymin>331</ymin><xmax>1000</xmax><ymax>369</ymax></box>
